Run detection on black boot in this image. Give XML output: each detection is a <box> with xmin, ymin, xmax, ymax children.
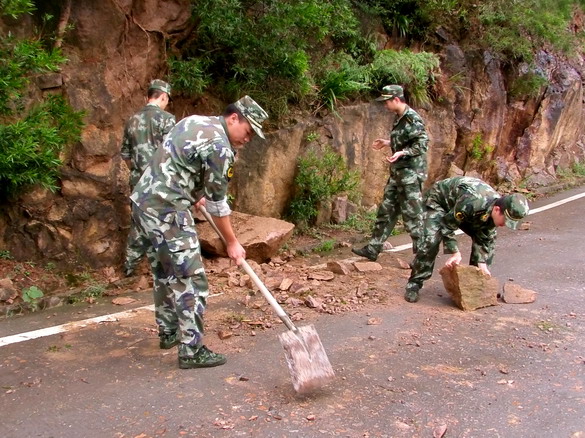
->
<box><xmin>351</xmin><ymin>245</ymin><xmax>378</xmax><ymax>262</ymax></box>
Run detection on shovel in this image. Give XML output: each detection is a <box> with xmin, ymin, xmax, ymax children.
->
<box><xmin>198</xmin><ymin>205</ymin><xmax>335</xmax><ymax>394</ymax></box>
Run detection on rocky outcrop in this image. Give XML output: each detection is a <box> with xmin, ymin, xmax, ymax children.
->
<box><xmin>0</xmin><ymin>1</ymin><xmax>583</xmax><ymax>269</ymax></box>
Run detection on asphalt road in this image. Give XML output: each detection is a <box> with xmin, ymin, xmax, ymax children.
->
<box><xmin>1</xmin><ymin>186</ymin><xmax>584</xmax><ymax>438</ymax></box>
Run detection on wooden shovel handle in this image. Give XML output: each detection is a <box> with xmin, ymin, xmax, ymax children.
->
<box><xmin>198</xmin><ymin>205</ymin><xmax>297</xmax><ymax>332</ymax></box>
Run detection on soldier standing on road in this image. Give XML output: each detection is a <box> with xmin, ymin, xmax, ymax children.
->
<box><xmin>352</xmin><ymin>85</ymin><xmax>429</xmax><ymax>262</ymax></box>
<box><xmin>130</xmin><ymin>96</ymin><xmax>268</xmax><ymax>369</ymax></box>
<box><xmin>404</xmin><ymin>176</ymin><xmax>529</xmax><ymax>303</ymax></box>
<box><xmin>121</xmin><ymin>79</ymin><xmax>176</xmax><ymax>277</ymax></box>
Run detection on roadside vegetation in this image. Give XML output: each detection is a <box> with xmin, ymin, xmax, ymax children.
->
<box><xmin>168</xmin><ymin>0</ymin><xmax>584</xmax><ymax>119</ymax></box>
<box><xmin>0</xmin><ymin>0</ymin><xmax>84</xmax><ymax>200</ymax></box>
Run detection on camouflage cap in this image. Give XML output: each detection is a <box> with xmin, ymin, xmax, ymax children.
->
<box><xmin>234</xmin><ymin>95</ymin><xmax>269</xmax><ymax>139</ymax></box>
<box><xmin>148</xmin><ymin>79</ymin><xmax>171</xmax><ymax>97</ymax></box>
<box><xmin>501</xmin><ymin>193</ymin><xmax>529</xmax><ymax>230</ymax></box>
<box><xmin>375</xmin><ymin>84</ymin><xmax>405</xmax><ymax>101</ymax></box>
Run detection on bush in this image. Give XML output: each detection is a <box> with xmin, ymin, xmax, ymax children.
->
<box><xmin>0</xmin><ymin>95</ymin><xmax>84</xmax><ymax>198</ymax></box>
<box><xmin>288</xmin><ymin>146</ymin><xmax>360</xmax><ymax>225</ymax></box>
<box><xmin>0</xmin><ymin>2</ymin><xmax>84</xmax><ymax>199</ymax></box>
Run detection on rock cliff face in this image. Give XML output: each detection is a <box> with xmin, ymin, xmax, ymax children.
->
<box><xmin>0</xmin><ymin>1</ymin><xmax>583</xmax><ymax>268</ymax></box>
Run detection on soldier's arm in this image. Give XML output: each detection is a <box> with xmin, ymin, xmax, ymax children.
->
<box><xmin>399</xmin><ymin>118</ymin><xmax>429</xmax><ymax>158</ymax></box>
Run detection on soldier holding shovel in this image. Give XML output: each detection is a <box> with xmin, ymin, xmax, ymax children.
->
<box><xmin>130</xmin><ymin>96</ymin><xmax>268</xmax><ymax>368</ymax></box>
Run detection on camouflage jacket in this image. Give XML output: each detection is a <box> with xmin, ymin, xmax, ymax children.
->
<box><xmin>130</xmin><ymin>115</ymin><xmax>235</xmax><ymax>222</ymax></box>
<box><xmin>121</xmin><ymin>103</ymin><xmax>176</xmax><ymax>187</ymax></box>
<box><xmin>427</xmin><ymin>176</ymin><xmax>500</xmax><ymax>263</ymax></box>
<box><xmin>390</xmin><ymin>105</ymin><xmax>429</xmax><ymax>177</ymax></box>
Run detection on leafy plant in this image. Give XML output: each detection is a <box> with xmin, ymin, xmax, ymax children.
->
<box><xmin>0</xmin><ymin>2</ymin><xmax>84</xmax><ymax>199</ymax></box>
<box><xmin>0</xmin><ymin>250</ymin><xmax>13</xmax><ymax>260</ymax></box>
<box><xmin>509</xmin><ymin>72</ymin><xmax>549</xmax><ymax>100</ymax></box>
<box><xmin>313</xmin><ymin>239</ymin><xmax>336</xmax><ymax>253</ymax></box>
<box><xmin>22</xmin><ymin>285</ymin><xmax>44</xmax><ymax>311</ymax></box>
<box><xmin>368</xmin><ymin>49</ymin><xmax>440</xmax><ymax>107</ymax></box>
<box><xmin>288</xmin><ymin>146</ymin><xmax>360</xmax><ymax>225</ymax></box>
<box><xmin>468</xmin><ymin>133</ymin><xmax>494</xmax><ymax>161</ymax></box>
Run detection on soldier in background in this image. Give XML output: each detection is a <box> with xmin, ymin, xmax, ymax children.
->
<box><xmin>404</xmin><ymin>176</ymin><xmax>529</xmax><ymax>303</ymax></box>
<box><xmin>352</xmin><ymin>85</ymin><xmax>429</xmax><ymax>262</ymax></box>
<box><xmin>121</xmin><ymin>79</ymin><xmax>176</xmax><ymax>277</ymax></box>
<box><xmin>130</xmin><ymin>96</ymin><xmax>268</xmax><ymax>369</ymax></box>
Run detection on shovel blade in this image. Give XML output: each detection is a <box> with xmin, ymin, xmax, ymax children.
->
<box><xmin>278</xmin><ymin>324</ymin><xmax>335</xmax><ymax>394</ymax></box>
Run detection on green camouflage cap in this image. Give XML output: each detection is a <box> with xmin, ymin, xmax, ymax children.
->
<box><xmin>234</xmin><ymin>95</ymin><xmax>269</xmax><ymax>139</ymax></box>
<box><xmin>501</xmin><ymin>193</ymin><xmax>529</xmax><ymax>230</ymax></box>
<box><xmin>148</xmin><ymin>79</ymin><xmax>171</xmax><ymax>97</ymax></box>
<box><xmin>375</xmin><ymin>84</ymin><xmax>405</xmax><ymax>101</ymax></box>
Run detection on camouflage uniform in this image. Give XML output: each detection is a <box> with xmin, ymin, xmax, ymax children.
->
<box><xmin>355</xmin><ymin>85</ymin><xmax>429</xmax><ymax>259</ymax></box>
<box><xmin>130</xmin><ymin>96</ymin><xmax>268</xmax><ymax>364</ymax></box>
<box><xmin>121</xmin><ymin>81</ymin><xmax>175</xmax><ymax>276</ymax></box>
<box><xmin>405</xmin><ymin>176</ymin><xmax>529</xmax><ymax>301</ymax></box>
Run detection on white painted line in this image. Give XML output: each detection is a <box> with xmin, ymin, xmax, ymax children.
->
<box><xmin>0</xmin><ymin>305</ymin><xmax>154</xmax><ymax>348</ymax></box>
<box><xmin>526</xmin><ymin>191</ymin><xmax>585</xmax><ymax>214</ymax></box>
<box><xmin>383</xmin><ymin>190</ymin><xmax>585</xmax><ymax>253</ymax></box>
<box><xmin>1</xmin><ymin>190</ymin><xmax>584</xmax><ymax>348</ymax></box>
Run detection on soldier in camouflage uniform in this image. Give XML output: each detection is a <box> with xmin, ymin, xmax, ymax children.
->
<box><xmin>352</xmin><ymin>85</ymin><xmax>429</xmax><ymax>261</ymax></box>
<box><xmin>404</xmin><ymin>176</ymin><xmax>529</xmax><ymax>303</ymax></box>
<box><xmin>130</xmin><ymin>96</ymin><xmax>268</xmax><ymax>368</ymax></box>
<box><xmin>121</xmin><ymin>79</ymin><xmax>176</xmax><ymax>277</ymax></box>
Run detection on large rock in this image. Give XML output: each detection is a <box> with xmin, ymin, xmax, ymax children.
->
<box><xmin>439</xmin><ymin>265</ymin><xmax>499</xmax><ymax>311</ymax></box>
<box><xmin>197</xmin><ymin>211</ymin><xmax>295</xmax><ymax>263</ymax></box>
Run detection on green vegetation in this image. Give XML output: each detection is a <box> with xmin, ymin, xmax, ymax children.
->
<box><xmin>468</xmin><ymin>133</ymin><xmax>494</xmax><ymax>161</ymax></box>
<box><xmin>22</xmin><ymin>285</ymin><xmax>44</xmax><ymax>311</ymax></box>
<box><xmin>165</xmin><ymin>0</ymin><xmax>582</xmax><ymax>118</ymax></box>
<box><xmin>288</xmin><ymin>146</ymin><xmax>360</xmax><ymax>225</ymax></box>
<box><xmin>0</xmin><ymin>1</ymin><xmax>84</xmax><ymax>199</ymax></box>
<box><xmin>168</xmin><ymin>0</ymin><xmax>440</xmax><ymax>118</ymax></box>
<box><xmin>0</xmin><ymin>250</ymin><xmax>13</xmax><ymax>260</ymax></box>
<box><xmin>66</xmin><ymin>282</ymin><xmax>107</xmax><ymax>304</ymax></box>
<box><xmin>509</xmin><ymin>72</ymin><xmax>549</xmax><ymax>100</ymax></box>
<box><xmin>313</xmin><ymin>239</ymin><xmax>336</xmax><ymax>253</ymax></box>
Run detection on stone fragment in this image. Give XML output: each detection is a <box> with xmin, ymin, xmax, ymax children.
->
<box><xmin>502</xmin><ymin>283</ymin><xmax>537</xmax><ymax>304</ymax></box>
<box><xmin>217</xmin><ymin>330</ymin><xmax>233</xmax><ymax>340</ymax></box>
<box><xmin>326</xmin><ymin>260</ymin><xmax>352</xmax><ymax>275</ymax></box>
<box><xmin>304</xmin><ymin>295</ymin><xmax>323</xmax><ymax>309</ymax></box>
<box><xmin>354</xmin><ymin>261</ymin><xmax>383</xmax><ymax>272</ymax></box>
<box><xmin>331</xmin><ymin>195</ymin><xmax>348</xmax><ymax>224</ymax></box>
<box><xmin>0</xmin><ymin>278</ymin><xmax>18</xmax><ymax>302</ymax></box>
<box><xmin>307</xmin><ymin>271</ymin><xmax>335</xmax><ymax>281</ymax></box>
<box><xmin>37</xmin><ymin>73</ymin><xmax>63</xmax><ymax>90</ymax></box>
<box><xmin>439</xmin><ymin>265</ymin><xmax>499</xmax><ymax>311</ymax></box>
<box><xmin>279</xmin><ymin>278</ymin><xmax>293</xmax><ymax>290</ymax></box>
<box><xmin>396</xmin><ymin>258</ymin><xmax>411</xmax><ymax>270</ymax></box>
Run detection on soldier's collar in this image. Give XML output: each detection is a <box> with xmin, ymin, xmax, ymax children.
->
<box><xmin>219</xmin><ymin>116</ymin><xmax>236</xmax><ymax>153</ymax></box>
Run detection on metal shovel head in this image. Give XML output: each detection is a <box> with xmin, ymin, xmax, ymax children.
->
<box><xmin>278</xmin><ymin>324</ymin><xmax>335</xmax><ymax>394</ymax></box>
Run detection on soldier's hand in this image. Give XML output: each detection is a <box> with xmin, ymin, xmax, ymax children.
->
<box><xmin>227</xmin><ymin>241</ymin><xmax>246</xmax><ymax>265</ymax></box>
<box><xmin>444</xmin><ymin>251</ymin><xmax>462</xmax><ymax>268</ymax></box>
<box><xmin>477</xmin><ymin>263</ymin><xmax>491</xmax><ymax>276</ymax></box>
<box><xmin>372</xmin><ymin>139</ymin><xmax>389</xmax><ymax>150</ymax></box>
<box><xmin>387</xmin><ymin>151</ymin><xmax>406</xmax><ymax>163</ymax></box>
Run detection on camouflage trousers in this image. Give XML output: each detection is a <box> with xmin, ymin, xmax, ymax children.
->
<box><xmin>406</xmin><ymin>193</ymin><xmax>495</xmax><ymax>291</ymax></box>
<box><xmin>367</xmin><ymin>167</ymin><xmax>425</xmax><ymax>254</ymax></box>
<box><xmin>123</xmin><ymin>217</ymin><xmax>151</xmax><ymax>276</ymax></box>
<box><xmin>132</xmin><ymin>204</ymin><xmax>209</xmax><ymax>356</ymax></box>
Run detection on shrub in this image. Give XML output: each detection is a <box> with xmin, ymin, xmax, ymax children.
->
<box><xmin>288</xmin><ymin>146</ymin><xmax>360</xmax><ymax>225</ymax></box>
<box><xmin>0</xmin><ymin>2</ymin><xmax>84</xmax><ymax>199</ymax></box>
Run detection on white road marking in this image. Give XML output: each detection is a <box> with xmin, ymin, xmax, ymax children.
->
<box><xmin>0</xmin><ymin>305</ymin><xmax>154</xmax><ymax>347</ymax></box>
<box><xmin>1</xmin><ymin>190</ymin><xmax>584</xmax><ymax>348</ymax></box>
